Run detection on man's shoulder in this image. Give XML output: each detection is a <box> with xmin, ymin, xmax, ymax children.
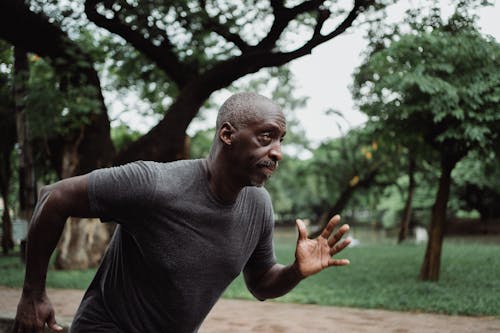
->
<box><xmin>156</xmin><ymin>158</ymin><xmax>203</xmax><ymax>174</ymax></box>
<box><xmin>136</xmin><ymin>158</ymin><xmax>203</xmax><ymax>173</ymax></box>
<box><xmin>150</xmin><ymin>159</ymin><xmax>205</xmax><ymax>188</ymax></box>
<box><xmin>243</xmin><ymin>186</ymin><xmax>272</xmax><ymax>206</ymax></box>
<box><xmin>92</xmin><ymin>159</ymin><xmax>204</xmax><ymax>184</ymax></box>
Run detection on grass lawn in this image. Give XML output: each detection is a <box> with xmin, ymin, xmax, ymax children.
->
<box><xmin>0</xmin><ymin>253</ymin><xmax>96</xmax><ymax>290</ymax></box>
<box><xmin>1</xmin><ymin>231</ymin><xmax>499</xmax><ymax>316</ymax></box>
<box><xmin>224</xmin><ymin>231</ymin><xmax>500</xmax><ymax>316</ymax></box>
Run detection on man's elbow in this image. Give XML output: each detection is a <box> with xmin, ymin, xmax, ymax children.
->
<box><xmin>244</xmin><ymin>275</ymin><xmax>268</xmax><ymax>301</ymax></box>
<box><xmin>34</xmin><ymin>183</ymin><xmax>71</xmax><ymax>220</ymax></box>
<box><xmin>247</xmin><ymin>285</ymin><xmax>269</xmax><ymax>302</ymax></box>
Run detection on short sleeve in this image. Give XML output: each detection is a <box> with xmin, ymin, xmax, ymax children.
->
<box><xmin>88</xmin><ymin>161</ymin><xmax>158</xmax><ymax>224</ymax></box>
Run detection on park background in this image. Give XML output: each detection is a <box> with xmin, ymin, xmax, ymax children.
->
<box><xmin>0</xmin><ymin>0</ymin><xmax>499</xmax><ymax>330</ymax></box>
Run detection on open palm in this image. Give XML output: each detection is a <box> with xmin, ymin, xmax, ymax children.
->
<box><xmin>294</xmin><ymin>215</ymin><xmax>351</xmax><ymax>278</ymax></box>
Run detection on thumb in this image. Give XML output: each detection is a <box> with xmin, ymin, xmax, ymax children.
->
<box><xmin>295</xmin><ymin>219</ymin><xmax>308</xmax><ymax>241</ymax></box>
<box><xmin>47</xmin><ymin>312</ymin><xmax>63</xmax><ymax>332</ymax></box>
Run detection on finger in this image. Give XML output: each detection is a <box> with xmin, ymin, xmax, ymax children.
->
<box><xmin>47</xmin><ymin>312</ymin><xmax>63</xmax><ymax>332</ymax></box>
<box><xmin>330</xmin><ymin>237</ymin><xmax>352</xmax><ymax>256</ymax></box>
<box><xmin>328</xmin><ymin>258</ymin><xmax>350</xmax><ymax>266</ymax></box>
<box><xmin>320</xmin><ymin>215</ymin><xmax>341</xmax><ymax>239</ymax></box>
<box><xmin>296</xmin><ymin>219</ymin><xmax>308</xmax><ymax>241</ymax></box>
<box><xmin>328</xmin><ymin>224</ymin><xmax>350</xmax><ymax>247</ymax></box>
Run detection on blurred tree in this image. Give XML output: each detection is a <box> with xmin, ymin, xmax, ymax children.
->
<box><xmin>0</xmin><ymin>1</ymin><xmax>115</xmax><ymax>177</ymax></box>
<box><xmin>353</xmin><ymin>8</ymin><xmax>500</xmax><ymax>280</ymax></box>
<box><xmin>0</xmin><ymin>43</ymin><xmax>16</xmax><ymax>255</ymax></box>
<box><xmin>189</xmin><ymin>128</ymin><xmax>216</xmax><ymax>159</ymax></box>
<box><xmin>13</xmin><ymin>46</ymin><xmax>37</xmax><ymax>262</ymax></box>
<box><xmin>453</xmin><ymin>151</ymin><xmax>500</xmax><ymax>223</ymax></box>
<box><xmin>111</xmin><ymin>124</ymin><xmax>143</xmax><ymax>151</ymax></box>
<box><xmin>308</xmin><ymin>124</ymin><xmax>402</xmax><ymax>237</ymax></box>
<box><xmin>0</xmin><ymin>1</ymin><xmax>117</xmax><ymax>268</ymax></box>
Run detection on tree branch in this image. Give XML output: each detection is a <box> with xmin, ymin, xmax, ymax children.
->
<box><xmin>84</xmin><ymin>0</ymin><xmax>197</xmax><ymax>87</ymax></box>
<box><xmin>198</xmin><ymin>0</ymin><xmax>251</xmax><ymax>52</ymax></box>
<box><xmin>260</xmin><ymin>0</ymin><xmax>367</xmax><ymax>67</ymax></box>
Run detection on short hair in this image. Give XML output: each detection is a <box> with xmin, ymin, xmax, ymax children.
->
<box><xmin>216</xmin><ymin>92</ymin><xmax>280</xmax><ymax>129</ymax></box>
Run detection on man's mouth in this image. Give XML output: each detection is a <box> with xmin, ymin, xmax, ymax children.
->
<box><xmin>257</xmin><ymin>160</ymin><xmax>277</xmax><ymax>175</ymax></box>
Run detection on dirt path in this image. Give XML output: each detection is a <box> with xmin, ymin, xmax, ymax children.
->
<box><xmin>1</xmin><ymin>286</ymin><xmax>499</xmax><ymax>332</ymax></box>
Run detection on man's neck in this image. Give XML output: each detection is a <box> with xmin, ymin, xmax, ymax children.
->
<box><xmin>205</xmin><ymin>157</ymin><xmax>243</xmax><ymax>203</ymax></box>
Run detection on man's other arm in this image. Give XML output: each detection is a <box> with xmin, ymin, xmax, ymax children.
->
<box><xmin>13</xmin><ymin>174</ymin><xmax>94</xmax><ymax>332</ymax></box>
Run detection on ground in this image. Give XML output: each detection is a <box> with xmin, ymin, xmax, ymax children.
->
<box><xmin>1</xmin><ymin>286</ymin><xmax>499</xmax><ymax>332</ymax></box>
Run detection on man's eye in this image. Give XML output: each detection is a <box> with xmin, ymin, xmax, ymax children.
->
<box><xmin>259</xmin><ymin>133</ymin><xmax>272</xmax><ymax>145</ymax></box>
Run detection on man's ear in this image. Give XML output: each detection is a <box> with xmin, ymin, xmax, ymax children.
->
<box><xmin>219</xmin><ymin>122</ymin><xmax>236</xmax><ymax>146</ymax></box>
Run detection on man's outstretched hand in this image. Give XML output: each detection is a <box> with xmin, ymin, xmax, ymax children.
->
<box><xmin>293</xmin><ymin>215</ymin><xmax>351</xmax><ymax>278</ymax></box>
<box><xmin>12</xmin><ymin>290</ymin><xmax>63</xmax><ymax>333</ymax></box>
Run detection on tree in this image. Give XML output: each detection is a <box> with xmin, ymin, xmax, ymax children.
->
<box><xmin>0</xmin><ymin>43</ymin><xmax>16</xmax><ymax>255</ymax></box>
<box><xmin>13</xmin><ymin>45</ymin><xmax>37</xmax><ymax>262</ymax></box>
<box><xmin>353</xmin><ymin>11</ymin><xmax>500</xmax><ymax>280</ymax></box>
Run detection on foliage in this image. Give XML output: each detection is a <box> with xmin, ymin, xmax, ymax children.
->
<box><xmin>110</xmin><ymin>123</ymin><xmax>143</xmax><ymax>151</ymax></box>
<box><xmin>261</xmin><ymin>123</ymin><xmax>406</xmax><ymax>224</ymax></box>
<box><xmin>0</xmin><ymin>40</ymin><xmax>102</xmax><ymax>142</ymax></box>
<box><xmin>451</xmin><ymin>151</ymin><xmax>500</xmax><ymax>220</ymax></box>
<box><xmin>352</xmin><ymin>8</ymin><xmax>500</xmax><ymax>228</ymax></box>
<box><xmin>27</xmin><ymin>57</ymin><xmax>101</xmax><ymax>138</ymax></box>
<box><xmin>376</xmin><ymin>171</ymin><xmax>437</xmax><ymax>228</ymax></box>
<box><xmin>353</xmin><ymin>17</ymin><xmax>500</xmax><ymax>161</ymax></box>
<box><xmin>266</xmin><ymin>156</ymin><xmax>315</xmax><ymax>221</ymax></box>
<box><xmin>189</xmin><ymin>127</ymin><xmax>215</xmax><ymax>159</ymax></box>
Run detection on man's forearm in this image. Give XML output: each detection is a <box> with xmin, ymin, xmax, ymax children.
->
<box><xmin>23</xmin><ymin>187</ymin><xmax>68</xmax><ymax>293</ymax></box>
<box><xmin>246</xmin><ymin>262</ymin><xmax>303</xmax><ymax>300</ymax></box>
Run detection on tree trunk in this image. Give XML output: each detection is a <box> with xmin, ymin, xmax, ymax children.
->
<box><xmin>54</xmin><ymin>69</ymin><xmax>115</xmax><ymax>270</ymax></box>
<box><xmin>1</xmin><ymin>208</ymin><xmax>14</xmax><ymax>255</ymax></box>
<box><xmin>419</xmin><ymin>156</ymin><xmax>456</xmax><ymax>281</ymax></box>
<box><xmin>13</xmin><ymin>46</ymin><xmax>36</xmax><ymax>262</ymax></box>
<box><xmin>0</xmin><ymin>102</ymin><xmax>15</xmax><ymax>255</ymax></box>
<box><xmin>54</xmin><ymin>217</ymin><xmax>113</xmax><ymax>269</ymax></box>
<box><xmin>55</xmin><ymin>124</ymin><xmax>115</xmax><ymax>269</ymax></box>
<box><xmin>113</xmin><ymin>84</ymin><xmax>208</xmax><ymax>165</ymax></box>
<box><xmin>398</xmin><ymin>153</ymin><xmax>416</xmax><ymax>244</ymax></box>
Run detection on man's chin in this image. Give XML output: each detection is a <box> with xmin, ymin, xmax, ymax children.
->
<box><xmin>250</xmin><ymin>176</ymin><xmax>270</xmax><ymax>187</ymax></box>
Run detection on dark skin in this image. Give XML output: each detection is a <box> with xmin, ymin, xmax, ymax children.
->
<box><xmin>13</xmin><ymin>102</ymin><xmax>351</xmax><ymax>332</ymax></box>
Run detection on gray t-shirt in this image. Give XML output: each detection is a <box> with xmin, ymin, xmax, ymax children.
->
<box><xmin>71</xmin><ymin>159</ymin><xmax>276</xmax><ymax>333</ymax></box>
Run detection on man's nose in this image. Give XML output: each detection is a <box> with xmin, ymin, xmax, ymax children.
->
<box><xmin>269</xmin><ymin>141</ymin><xmax>283</xmax><ymax>162</ymax></box>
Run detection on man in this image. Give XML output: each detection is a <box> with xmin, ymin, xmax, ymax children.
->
<box><xmin>13</xmin><ymin>92</ymin><xmax>351</xmax><ymax>333</ymax></box>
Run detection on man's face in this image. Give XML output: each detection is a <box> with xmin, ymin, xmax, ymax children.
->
<box><xmin>230</xmin><ymin>106</ymin><xmax>287</xmax><ymax>187</ymax></box>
